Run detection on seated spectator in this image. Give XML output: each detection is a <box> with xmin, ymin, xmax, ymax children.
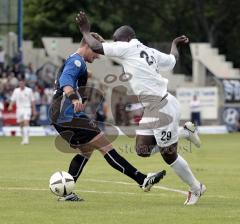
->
<box><xmin>43</xmin><ymin>87</ymin><xmax>54</xmax><ymax>105</ymax></box>
<box><xmin>8</xmin><ymin>72</ymin><xmax>19</xmax><ymax>88</ymax></box>
<box><xmin>25</xmin><ymin>63</ymin><xmax>37</xmax><ymax>88</ymax></box>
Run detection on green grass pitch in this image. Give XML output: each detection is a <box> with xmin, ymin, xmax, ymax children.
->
<box><xmin>0</xmin><ymin>134</ymin><xmax>240</xmax><ymax>224</ymax></box>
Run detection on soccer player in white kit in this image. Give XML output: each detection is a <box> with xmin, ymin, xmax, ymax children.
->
<box><xmin>76</xmin><ymin>11</ymin><xmax>206</xmax><ymax>205</ymax></box>
<box><xmin>8</xmin><ymin>79</ymin><xmax>36</xmax><ymax>144</ymax></box>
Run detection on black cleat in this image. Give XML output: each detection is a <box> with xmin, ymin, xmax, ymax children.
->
<box><xmin>58</xmin><ymin>192</ymin><xmax>84</xmax><ymax>201</ymax></box>
<box><xmin>141</xmin><ymin>170</ymin><xmax>166</xmax><ymax>192</ymax></box>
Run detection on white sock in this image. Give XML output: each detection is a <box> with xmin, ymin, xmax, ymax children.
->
<box><xmin>21</xmin><ymin>127</ymin><xmax>24</xmax><ymax>141</ymax></box>
<box><xmin>178</xmin><ymin>127</ymin><xmax>190</xmax><ymax>139</ymax></box>
<box><xmin>170</xmin><ymin>154</ymin><xmax>200</xmax><ymax>192</ymax></box>
<box><xmin>23</xmin><ymin>126</ymin><xmax>29</xmax><ymax>142</ymax></box>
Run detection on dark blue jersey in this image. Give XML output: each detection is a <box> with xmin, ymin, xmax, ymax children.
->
<box><xmin>50</xmin><ymin>53</ymin><xmax>88</xmax><ymax>124</ymax></box>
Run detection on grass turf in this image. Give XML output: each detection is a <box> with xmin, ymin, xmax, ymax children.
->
<box><xmin>0</xmin><ymin>134</ymin><xmax>240</xmax><ymax>224</ymax></box>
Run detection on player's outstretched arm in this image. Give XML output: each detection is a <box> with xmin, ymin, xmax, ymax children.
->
<box><xmin>76</xmin><ymin>11</ymin><xmax>104</xmax><ymax>55</ymax></box>
<box><xmin>170</xmin><ymin>35</ymin><xmax>189</xmax><ymax>60</ymax></box>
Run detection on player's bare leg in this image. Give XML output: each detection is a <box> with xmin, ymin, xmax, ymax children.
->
<box><xmin>160</xmin><ymin>142</ymin><xmax>206</xmax><ymax>205</ymax></box>
<box><xmin>135</xmin><ymin>135</ymin><xmax>157</xmax><ymax>157</ymax></box>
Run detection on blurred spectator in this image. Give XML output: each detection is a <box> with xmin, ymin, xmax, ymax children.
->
<box><xmin>41</xmin><ymin>68</ymin><xmax>55</xmax><ymax>86</ymax></box>
<box><xmin>12</xmin><ymin>50</ymin><xmax>22</xmax><ymax>65</ymax></box>
<box><xmin>43</xmin><ymin>87</ymin><xmax>54</xmax><ymax>105</ymax></box>
<box><xmin>190</xmin><ymin>95</ymin><xmax>201</xmax><ymax>126</ymax></box>
<box><xmin>8</xmin><ymin>72</ymin><xmax>19</xmax><ymax>88</ymax></box>
<box><xmin>115</xmin><ymin>97</ymin><xmax>125</xmax><ymax>125</ymax></box>
<box><xmin>12</xmin><ymin>63</ymin><xmax>25</xmax><ymax>78</ymax></box>
<box><xmin>95</xmin><ymin>97</ymin><xmax>108</xmax><ymax>131</ymax></box>
<box><xmin>25</xmin><ymin>63</ymin><xmax>37</xmax><ymax>88</ymax></box>
<box><xmin>0</xmin><ymin>98</ymin><xmax>4</xmax><ymax>132</ymax></box>
<box><xmin>0</xmin><ymin>46</ymin><xmax>5</xmax><ymax>75</ymax></box>
<box><xmin>33</xmin><ymin>86</ymin><xmax>41</xmax><ymax>105</ymax></box>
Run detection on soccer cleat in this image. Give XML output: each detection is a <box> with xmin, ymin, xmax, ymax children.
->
<box><xmin>184</xmin><ymin>183</ymin><xmax>206</xmax><ymax>205</ymax></box>
<box><xmin>58</xmin><ymin>192</ymin><xmax>84</xmax><ymax>202</ymax></box>
<box><xmin>21</xmin><ymin>140</ymin><xmax>29</xmax><ymax>145</ymax></box>
<box><xmin>141</xmin><ymin>170</ymin><xmax>166</xmax><ymax>192</ymax></box>
<box><xmin>184</xmin><ymin>121</ymin><xmax>201</xmax><ymax>148</ymax></box>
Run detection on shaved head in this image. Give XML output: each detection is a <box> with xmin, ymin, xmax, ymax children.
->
<box><xmin>113</xmin><ymin>25</ymin><xmax>136</xmax><ymax>42</ymax></box>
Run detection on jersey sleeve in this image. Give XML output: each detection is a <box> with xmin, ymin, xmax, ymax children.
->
<box><xmin>10</xmin><ymin>89</ymin><xmax>17</xmax><ymax>102</ymax></box>
<box><xmin>59</xmin><ymin>57</ymin><xmax>82</xmax><ymax>89</ymax></box>
<box><xmin>154</xmin><ymin>50</ymin><xmax>176</xmax><ymax>72</ymax></box>
<box><xmin>102</xmin><ymin>41</ymin><xmax>130</xmax><ymax>58</ymax></box>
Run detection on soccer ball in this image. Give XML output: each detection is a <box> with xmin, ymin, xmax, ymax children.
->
<box><xmin>49</xmin><ymin>171</ymin><xmax>75</xmax><ymax>197</ymax></box>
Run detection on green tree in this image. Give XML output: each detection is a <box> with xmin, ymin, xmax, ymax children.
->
<box><xmin>24</xmin><ymin>0</ymin><xmax>240</xmax><ymax>68</ymax></box>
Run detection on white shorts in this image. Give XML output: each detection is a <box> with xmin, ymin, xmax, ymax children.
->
<box><xmin>16</xmin><ymin>108</ymin><xmax>32</xmax><ymax>123</ymax></box>
<box><xmin>136</xmin><ymin>93</ymin><xmax>180</xmax><ymax>147</ymax></box>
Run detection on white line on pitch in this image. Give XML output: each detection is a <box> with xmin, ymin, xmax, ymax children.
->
<box><xmin>82</xmin><ymin>178</ymin><xmax>188</xmax><ymax>195</ymax></box>
<box><xmin>0</xmin><ymin>187</ymin><xmax>169</xmax><ymax>197</ymax></box>
<box><xmin>0</xmin><ymin>176</ymin><xmax>188</xmax><ymax>195</ymax></box>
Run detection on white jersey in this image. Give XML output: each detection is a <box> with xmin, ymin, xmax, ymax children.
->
<box><xmin>102</xmin><ymin>39</ymin><xmax>176</xmax><ymax>97</ymax></box>
<box><xmin>11</xmin><ymin>87</ymin><xmax>34</xmax><ymax>110</ymax></box>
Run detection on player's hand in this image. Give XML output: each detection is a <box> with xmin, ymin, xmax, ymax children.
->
<box><xmin>76</xmin><ymin>11</ymin><xmax>90</xmax><ymax>33</ymax></box>
<box><xmin>72</xmin><ymin>99</ymin><xmax>85</xmax><ymax>113</ymax></box>
<box><xmin>173</xmin><ymin>35</ymin><xmax>189</xmax><ymax>46</ymax></box>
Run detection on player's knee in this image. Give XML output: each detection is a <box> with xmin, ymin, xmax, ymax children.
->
<box><xmin>160</xmin><ymin>143</ymin><xmax>178</xmax><ymax>165</ymax></box>
<box><xmin>135</xmin><ymin>145</ymin><xmax>151</xmax><ymax>157</ymax></box>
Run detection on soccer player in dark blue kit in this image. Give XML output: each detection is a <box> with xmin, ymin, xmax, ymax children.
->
<box><xmin>50</xmin><ymin>32</ymin><xmax>166</xmax><ymax>201</ymax></box>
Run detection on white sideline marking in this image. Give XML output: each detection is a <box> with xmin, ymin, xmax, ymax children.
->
<box><xmin>83</xmin><ymin>178</ymin><xmax>188</xmax><ymax>195</ymax></box>
<box><xmin>0</xmin><ymin>187</ymin><xmax>173</xmax><ymax>198</ymax></box>
<box><xmin>0</xmin><ymin>176</ymin><xmax>238</xmax><ymax>200</ymax></box>
<box><xmin>0</xmin><ymin>176</ymin><xmax>187</xmax><ymax>195</ymax></box>
<box><xmin>0</xmin><ymin>177</ymin><xmax>187</xmax><ymax>196</ymax></box>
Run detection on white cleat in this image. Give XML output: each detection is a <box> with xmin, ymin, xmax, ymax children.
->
<box><xmin>184</xmin><ymin>183</ymin><xmax>206</xmax><ymax>205</ymax></box>
<box><xmin>21</xmin><ymin>140</ymin><xmax>29</xmax><ymax>145</ymax></box>
<box><xmin>184</xmin><ymin>121</ymin><xmax>201</xmax><ymax>148</ymax></box>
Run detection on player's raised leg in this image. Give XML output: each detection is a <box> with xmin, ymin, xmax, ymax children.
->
<box><xmin>180</xmin><ymin>121</ymin><xmax>201</xmax><ymax>148</ymax></box>
<box><xmin>155</xmin><ymin>94</ymin><xmax>205</xmax><ymax>205</ymax></box>
<box><xmin>160</xmin><ymin>143</ymin><xmax>206</xmax><ymax>205</ymax></box>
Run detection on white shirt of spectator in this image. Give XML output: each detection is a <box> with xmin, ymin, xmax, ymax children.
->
<box><xmin>44</xmin><ymin>88</ymin><xmax>54</xmax><ymax>104</ymax></box>
<box><xmin>0</xmin><ymin>101</ymin><xmax>4</xmax><ymax>118</ymax></box>
<box><xmin>190</xmin><ymin>99</ymin><xmax>201</xmax><ymax>113</ymax></box>
<box><xmin>11</xmin><ymin>87</ymin><xmax>35</xmax><ymax>109</ymax></box>
<box><xmin>102</xmin><ymin>39</ymin><xmax>176</xmax><ymax>97</ymax></box>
